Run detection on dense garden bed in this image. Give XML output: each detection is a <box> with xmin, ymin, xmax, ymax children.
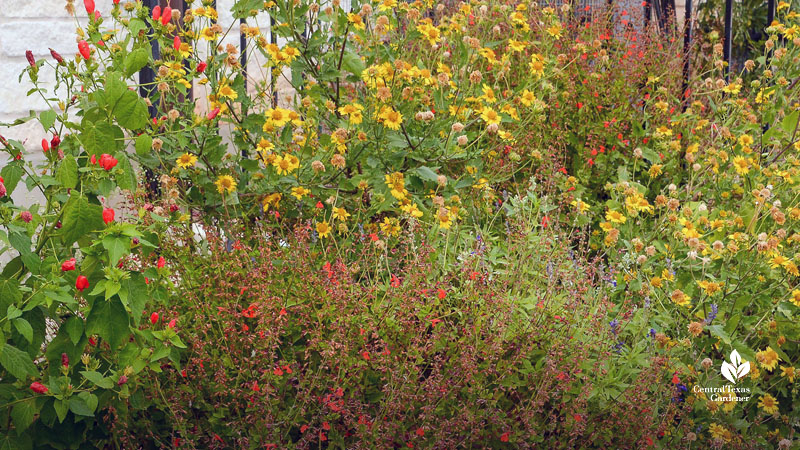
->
<box><xmin>1</xmin><ymin>0</ymin><xmax>799</xmax><ymax>448</ymax></box>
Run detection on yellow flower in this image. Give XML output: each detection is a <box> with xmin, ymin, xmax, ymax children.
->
<box><xmin>606</xmin><ymin>210</ymin><xmax>627</xmax><ymax>224</ymax></box>
<box><xmin>316</xmin><ymin>220</ymin><xmax>332</xmax><ymax>238</ymax></box>
<box><xmin>385</xmin><ymin>172</ymin><xmax>406</xmax><ymax>200</ymax></box>
<box><xmin>290</xmin><ymin>186</ymin><xmax>310</xmax><ymax>200</ymax></box>
<box><xmin>200</xmin><ymin>27</ymin><xmax>219</xmax><ymax>41</ymax></box>
<box><xmin>546</xmin><ymin>23</ymin><xmax>562</xmax><ymax>39</ymax></box>
<box><xmin>380</xmin><ymin>217</ymin><xmax>401</xmax><ymax>236</ymax></box>
<box><xmin>218</xmin><ymin>83</ymin><xmax>238</xmax><ymax>100</ymax></box>
<box><xmin>529</xmin><ymin>54</ymin><xmax>545</xmax><ymax>77</ymax></box>
<box><xmin>176</xmin><ymin>153</ymin><xmax>197</xmax><ymax>169</ymax></box>
<box><xmin>332</xmin><ymin>207</ymin><xmax>350</xmax><ymax>221</ymax></box>
<box><xmin>756</xmin><ymin>346</ymin><xmax>780</xmax><ymax>371</ymax></box>
<box><xmin>732</xmin><ymin>156</ymin><xmax>750</xmax><ymax>175</ymax></box>
<box><xmin>347</xmin><ymin>13</ymin><xmax>365</xmax><ymax>30</ymax></box>
<box><xmin>265</xmin><ymin>107</ymin><xmax>291</xmax><ymax>128</ymax></box>
<box><xmin>480</xmin><ymin>108</ymin><xmax>501</xmax><ymax>126</ymax></box>
<box><xmin>780</xmin><ymin>365</ymin><xmax>796</xmax><ymax>382</ymax></box>
<box><xmin>508</xmin><ymin>39</ymin><xmax>527</xmax><ymax>52</ymax></box>
<box><xmin>378</xmin><ymin>106</ymin><xmax>403</xmax><ymax>130</ymax></box>
<box><xmin>417</xmin><ymin>23</ymin><xmax>441</xmax><ymax>45</ymax></box>
<box><xmin>520</xmin><ymin>89</ymin><xmax>536</xmax><ymax>107</ymax></box>
<box><xmin>215</xmin><ymin>175</ymin><xmax>237</xmax><ymax>194</ymax></box>
<box><xmin>338</xmin><ymin>103</ymin><xmax>364</xmax><ymax>124</ymax></box>
<box><xmin>262</xmin><ymin>193</ymin><xmax>281</xmax><ymax>211</ymax></box>
<box><xmin>758</xmin><ymin>393</ymin><xmax>779</xmax><ymax>415</ymax></box>
<box><xmin>670</xmin><ymin>289</ymin><xmax>691</xmax><ymax>307</ymax></box>
<box><xmin>790</xmin><ymin>289</ymin><xmax>800</xmax><ymax>307</ymax></box>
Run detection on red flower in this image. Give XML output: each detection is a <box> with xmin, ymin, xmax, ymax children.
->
<box><xmin>117</xmin><ymin>375</ymin><xmax>127</xmax><ymax>385</ymax></box>
<box><xmin>437</xmin><ymin>288</ymin><xmax>446</xmax><ymax>299</ymax></box>
<box><xmin>196</xmin><ymin>61</ymin><xmax>207</xmax><ymax>73</ymax></box>
<box><xmin>150</xmin><ymin>312</ymin><xmax>159</xmax><ymax>324</ymax></box>
<box><xmin>157</xmin><ymin>256</ymin><xmax>166</xmax><ymax>268</ymax></box>
<box><xmin>500</xmin><ymin>432</ymin><xmax>510</xmax><ymax>442</ymax></box>
<box><xmin>41</xmin><ymin>139</ymin><xmax>49</xmax><ymax>152</ymax></box>
<box><xmin>61</xmin><ymin>353</ymin><xmax>69</xmax><ymax>368</ymax></box>
<box><xmin>83</xmin><ymin>0</ymin><xmax>95</xmax><ymax>14</ymax></box>
<box><xmin>30</xmin><ymin>382</ymin><xmax>48</xmax><ymax>394</ymax></box>
<box><xmin>361</xmin><ymin>351</ymin><xmax>370</xmax><ymax>360</ymax></box>
<box><xmin>168</xmin><ymin>319</ymin><xmax>176</xmax><ymax>329</ymax></box>
<box><xmin>25</xmin><ymin>50</ymin><xmax>35</xmax><ymax>67</ymax></box>
<box><xmin>390</xmin><ymin>274</ymin><xmax>400</xmax><ymax>288</ymax></box>
<box><xmin>99</xmin><ymin>153</ymin><xmax>118</xmax><ymax>171</ymax></box>
<box><xmin>173</xmin><ymin>35</ymin><xmax>181</xmax><ymax>51</ymax></box>
<box><xmin>102</xmin><ymin>208</ymin><xmax>115</xmax><ymax>225</ymax></box>
<box><xmin>273</xmin><ymin>367</ymin><xmax>284</xmax><ymax>376</ymax></box>
<box><xmin>671</xmin><ymin>374</ymin><xmax>680</xmax><ymax>384</ymax></box>
<box><xmin>49</xmin><ymin>48</ymin><xmax>64</xmax><ymax>64</ymax></box>
<box><xmin>207</xmin><ymin>107</ymin><xmax>220</xmax><ymax>120</ymax></box>
<box><xmin>161</xmin><ymin>7</ymin><xmax>172</xmax><ymax>25</ymax></box>
<box><xmin>61</xmin><ymin>258</ymin><xmax>76</xmax><ymax>272</ymax></box>
<box><xmin>151</xmin><ymin>5</ymin><xmax>161</xmax><ymax>21</ymax></box>
<box><xmin>75</xmin><ymin>275</ymin><xmax>89</xmax><ymax>292</ymax></box>
<box><xmin>78</xmin><ymin>40</ymin><xmax>91</xmax><ymax>60</ymax></box>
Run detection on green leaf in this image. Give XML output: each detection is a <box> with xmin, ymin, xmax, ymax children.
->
<box><xmin>64</xmin><ymin>316</ymin><xmax>84</xmax><ymax>345</ymax></box>
<box><xmin>40</xmin><ymin>110</ymin><xmax>57</xmax><ymax>131</ymax></box>
<box><xmin>53</xmin><ymin>399</ymin><xmax>68</xmax><ymax>423</ymax></box>
<box><xmin>13</xmin><ymin>318</ymin><xmax>33</xmax><ymax>343</ymax></box>
<box><xmin>61</xmin><ymin>192</ymin><xmax>104</xmax><ymax>246</ymax></box>
<box><xmin>11</xmin><ymin>397</ymin><xmax>36</xmax><ymax>433</ymax></box>
<box><xmin>114</xmin><ymin>90</ymin><xmax>148</xmax><ymax>130</ymax></box>
<box><xmin>114</xmin><ymin>152</ymin><xmax>137</xmax><ymax>191</ymax></box>
<box><xmin>120</xmin><ymin>273</ymin><xmax>148</xmax><ymax>324</ymax></box>
<box><xmin>707</xmin><ymin>324</ymin><xmax>732</xmax><ymax>345</ymax></box>
<box><xmin>69</xmin><ymin>392</ymin><xmax>97</xmax><ymax>416</ymax></box>
<box><xmin>124</xmin><ymin>48</ymin><xmax>150</xmax><ymax>78</ymax></box>
<box><xmin>86</xmin><ymin>298</ymin><xmax>130</xmax><ymax>349</ymax></box>
<box><xmin>55</xmin><ymin>155</ymin><xmax>78</xmax><ymax>189</ymax></box>
<box><xmin>414</xmin><ymin>166</ymin><xmax>439</xmax><ymax>182</ymax></box>
<box><xmin>135</xmin><ymin>134</ymin><xmax>153</xmax><ymax>157</ymax></box>
<box><xmin>102</xmin><ymin>235</ymin><xmax>129</xmax><ymax>266</ymax></box>
<box><xmin>80</xmin><ymin>121</ymin><xmax>117</xmax><ymax>157</ymax></box>
<box><xmin>0</xmin><ymin>343</ymin><xmax>38</xmax><ymax>380</ymax></box>
<box><xmin>80</xmin><ymin>370</ymin><xmax>114</xmax><ymax>389</ymax></box>
<box><xmin>8</xmin><ymin>230</ymin><xmax>38</xmax><ymax>273</ymax></box>
<box><xmin>341</xmin><ymin>51</ymin><xmax>365</xmax><ymax>77</ymax></box>
<box><xmin>6</xmin><ymin>305</ymin><xmax>22</xmax><ymax>320</ymax></box>
<box><xmin>0</xmin><ymin>161</ymin><xmax>24</xmax><ymax>195</ymax></box>
<box><xmin>0</xmin><ymin>278</ymin><xmax>23</xmax><ymax>314</ymax></box>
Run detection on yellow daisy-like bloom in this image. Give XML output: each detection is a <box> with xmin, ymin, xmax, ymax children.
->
<box><xmin>739</xmin><ymin>134</ymin><xmax>754</xmax><ymax>147</ymax></box>
<box><xmin>316</xmin><ymin>220</ymin><xmax>332</xmax><ymax>238</ymax></box>
<box><xmin>438</xmin><ymin>208</ymin><xmax>453</xmax><ymax>229</ymax></box>
<box><xmin>215</xmin><ymin>175</ymin><xmax>237</xmax><ymax>194</ymax></box>
<box><xmin>380</xmin><ymin>217</ymin><xmax>401</xmax><ymax>236</ymax></box>
<box><xmin>262</xmin><ymin>192</ymin><xmax>281</xmax><ymax>211</ymax></box>
<box><xmin>790</xmin><ymin>289</ymin><xmax>800</xmax><ymax>307</ymax></box>
<box><xmin>272</xmin><ymin>155</ymin><xmax>292</xmax><ymax>175</ymax></box>
<box><xmin>507</xmin><ymin>39</ymin><xmax>527</xmax><ymax>52</ymax></box>
<box><xmin>758</xmin><ymin>393</ymin><xmax>779</xmax><ymax>415</ymax></box>
<box><xmin>290</xmin><ymin>186</ymin><xmax>310</xmax><ymax>200</ymax></box>
<box><xmin>670</xmin><ymin>289</ymin><xmax>691</xmax><ymax>307</ymax></box>
<box><xmin>780</xmin><ymin>365</ymin><xmax>796</xmax><ymax>382</ymax></box>
<box><xmin>378</xmin><ymin>0</ymin><xmax>396</xmax><ymax>12</ymax></box>
<box><xmin>606</xmin><ymin>210</ymin><xmax>627</xmax><ymax>224</ymax></box>
<box><xmin>385</xmin><ymin>172</ymin><xmax>406</xmax><ymax>200</ymax></box>
<box><xmin>546</xmin><ymin>23</ymin><xmax>562</xmax><ymax>39</ymax></box>
<box><xmin>265</xmin><ymin>108</ymin><xmax>291</xmax><ymax>128</ymax></box>
<box><xmin>218</xmin><ymin>83</ymin><xmax>238</xmax><ymax>100</ymax></box>
<box><xmin>733</xmin><ymin>156</ymin><xmax>750</xmax><ymax>175</ymax></box>
<box><xmin>176</xmin><ymin>153</ymin><xmax>198</xmax><ymax>169</ymax></box>
<box><xmin>338</xmin><ymin>103</ymin><xmax>364</xmax><ymax>124</ymax></box>
<box><xmin>756</xmin><ymin>346</ymin><xmax>780</xmax><ymax>371</ymax></box>
<box><xmin>400</xmin><ymin>201</ymin><xmax>423</xmax><ymax>218</ymax></box>
<box><xmin>417</xmin><ymin>23</ymin><xmax>441</xmax><ymax>45</ymax></box>
<box><xmin>529</xmin><ymin>54</ymin><xmax>545</xmax><ymax>77</ymax></box>
<box><xmin>347</xmin><ymin>13</ymin><xmax>365</xmax><ymax>30</ymax></box>
<box><xmin>379</xmin><ymin>107</ymin><xmax>403</xmax><ymax>130</ymax></box>
<box><xmin>332</xmin><ymin>207</ymin><xmax>350</xmax><ymax>221</ymax></box>
<box><xmin>480</xmin><ymin>108</ymin><xmax>501</xmax><ymax>126</ymax></box>
<box><xmin>200</xmin><ymin>27</ymin><xmax>219</xmax><ymax>41</ymax></box>
<box><xmin>520</xmin><ymin>89</ymin><xmax>536</xmax><ymax>107</ymax></box>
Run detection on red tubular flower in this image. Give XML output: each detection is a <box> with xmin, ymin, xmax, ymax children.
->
<box><xmin>83</xmin><ymin>0</ymin><xmax>94</xmax><ymax>14</ymax></box>
<box><xmin>75</xmin><ymin>275</ymin><xmax>89</xmax><ymax>292</ymax></box>
<box><xmin>41</xmin><ymin>139</ymin><xmax>49</xmax><ymax>152</ymax></box>
<box><xmin>61</xmin><ymin>353</ymin><xmax>69</xmax><ymax>368</ymax></box>
<box><xmin>98</xmin><ymin>153</ymin><xmax>118</xmax><ymax>171</ymax></box>
<box><xmin>30</xmin><ymin>382</ymin><xmax>48</xmax><ymax>394</ymax></box>
<box><xmin>25</xmin><ymin>50</ymin><xmax>35</xmax><ymax>67</ymax></box>
<box><xmin>102</xmin><ymin>208</ymin><xmax>115</xmax><ymax>225</ymax></box>
<box><xmin>196</xmin><ymin>61</ymin><xmax>207</xmax><ymax>73</ymax></box>
<box><xmin>90</xmin><ymin>154</ymin><xmax>97</xmax><ymax>165</ymax></box>
<box><xmin>50</xmin><ymin>135</ymin><xmax>61</xmax><ymax>149</ymax></box>
<box><xmin>61</xmin><ymin>258</ymin><xmax>76</xmax><ymax>272</ymax></box>
<box><xmin>150</xmin><ymin>312</ymin><xmax>159</xmax><ymax>324</ymax></box>
<box><xmin>161</xmin><ymin>7</ymin><xmax>172</xmax><ymax>25</ymax></box>
<box><xmin>49</xmin><ymin>48</ymin><xmax>64</xmax><ymax>64</ymax></box>
<box><xmin>157</xmin><ymin>256</ymin><xmax>165</xmax><ymax>268</ymax></box>
<box><xmin>117</xmin><ymin>375</ymin><xmax>127</xmax><ymax>386</ymax></box>
<box><xmin>207</xmin><ymin>107</ymin><xmax>220</xmax><ymax>120</ymax></box>
<box><xmin>173</xmin><ymin>35</ymin><xmax>181</xmax><ymax>51</ymax></box>
<box><xmin>78</xmin><ymin>40</ymin><xmax>91</xmax><ymax>60</ymax></box>
<box><xmin>151</xmin><ymin>5</ymin><xmax>161</xmax><ymax>21</ymax></box>
<box><xmin>168</xmin><ymin>319</ymin><xmax>176</xmax><ymax>329</ymax></box>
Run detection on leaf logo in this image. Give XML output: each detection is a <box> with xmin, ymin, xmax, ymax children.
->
<box><xmin>720</xmin><ymin>350</ymin><xmax>750</xmax><ymax>384</ymax></box>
